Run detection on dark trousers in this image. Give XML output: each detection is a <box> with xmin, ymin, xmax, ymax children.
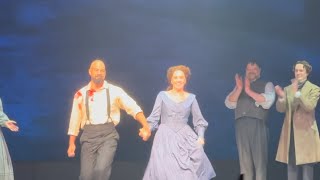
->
<box><xmin>288</xmin><ymin>121</ymin><xmax>314</xmax><ymax>180</ymax></box>
<box><xmin>79</xmin><ymin>123</ymin><xmax>119</xmax><ymax>180</ymax></box>
<box><xmin>235</xmin><ymin>117</ymin><xmax>268</xmax><ymax>180</ymax></box>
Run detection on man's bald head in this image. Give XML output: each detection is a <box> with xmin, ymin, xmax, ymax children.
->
<box><xmin>90</xmin><ymin>59</ymin><xmax>106</xmax><ymax>70</ymax></box>
<box><xmin>89</xmin><ymin>59</ymin><xmax>106</xmax><ymax>85</ymax></box>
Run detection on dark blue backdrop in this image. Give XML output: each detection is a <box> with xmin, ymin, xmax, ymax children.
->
<box><xmin>0</xmin><ymin>0</ymin><xmax>319</xmax><ymax>161</ymax></box>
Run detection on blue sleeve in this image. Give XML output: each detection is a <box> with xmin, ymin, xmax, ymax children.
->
<box><xmin>0</xmin><ymin>98</ymin><xmax>9</xmax><ymax>127</ymax></box>
<box><xmin>191</xmin><ymin>96</ymin><xmax>208</xmax><ymax>138</ymax></box>
<box><xmin>147</xmin><ymin>92</ymin><xmax>162</xmax><ymax>131</ymax></box>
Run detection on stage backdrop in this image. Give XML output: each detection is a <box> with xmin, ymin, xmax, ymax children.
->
<box><xmin>0</xmin><ymin>0</ymin><xmax>319</xmax><ymax>161</ymax></box>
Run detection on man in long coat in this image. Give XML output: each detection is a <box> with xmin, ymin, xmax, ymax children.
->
<box><xmin>275</xmin><ymin>60</ymin><xmax>320</xmax><ymax>180</ymax></box>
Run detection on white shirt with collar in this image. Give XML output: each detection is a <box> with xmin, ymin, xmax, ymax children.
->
<box><xmin>68</xmin><ymin>81</ymin><xmax>142</xmax><ymax>136</ymax></box>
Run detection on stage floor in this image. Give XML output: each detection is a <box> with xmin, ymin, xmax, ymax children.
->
<box><xmin>13</xmin><ymin>160</ymin><xmax>319</xmax><ymax>180</ymax></box>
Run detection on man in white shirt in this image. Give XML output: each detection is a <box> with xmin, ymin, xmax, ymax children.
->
<box><xmin>67</xmin><ymin>59</ymin><xmax>151</xmax><ymax>180</ymax></box>
<box><xmin>225</xmin><ymin>61</ymin><xmax>275</xmax><ymax>180</ymax></box>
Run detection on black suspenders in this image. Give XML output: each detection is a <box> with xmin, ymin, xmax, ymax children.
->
<box><xmin>85</xmin><ymin>90</ymin><xmax>90</xmax><ymax>121</ymax></box>
<box><xmin>85</xmin><ymin>88</ymin><xmax>111</xmax><ymax>124</ymax></box>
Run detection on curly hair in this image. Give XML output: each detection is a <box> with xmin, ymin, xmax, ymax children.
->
<box><xmin>166</xmin><ymin>65</ymin><xmax>191</xmax><ymax>90</ymax></box>
<box><xmin>293</xmin><ymin>60</ymin><xmax>312</xmax><ymax>74</ymax></box>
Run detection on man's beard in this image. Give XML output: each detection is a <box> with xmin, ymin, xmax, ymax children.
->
<box><xmin>92</xmin><ymin>77</ymin><xmax>104</xmax><ymax>85</ymax></box>
<box><xmin>247</xmin><ymin>73</ymin><xmax>258</xmax><ymax>81</ymax></box>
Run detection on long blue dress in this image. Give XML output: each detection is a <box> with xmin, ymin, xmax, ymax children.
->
<box><xmin>0</xmin><ymin>98</ymin><xmax>14</xmax><ymax>180</ymax></box>
<box><xmin>143</xmin><ymin>91</ymin><xmax>216</xmax><ymax>180</ymax></box>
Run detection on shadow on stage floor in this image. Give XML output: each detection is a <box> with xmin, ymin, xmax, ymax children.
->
<box><xmin>13</xmin><ymin>160</ymin><xmax>319</xmax><ymax>180</ymax></box>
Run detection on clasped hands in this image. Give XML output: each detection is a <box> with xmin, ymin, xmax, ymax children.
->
<box><xmin>139</xmin><ymin>126</ymin><xmax>151</xmax><ymax>141</ymax></box>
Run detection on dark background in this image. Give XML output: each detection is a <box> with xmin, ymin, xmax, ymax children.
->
<box><xmin>0</xmin><ymin>0</ymin><xmax>319</xmax><ymax>165</ymax></box>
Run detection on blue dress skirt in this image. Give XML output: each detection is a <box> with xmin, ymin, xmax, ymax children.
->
<box><xmin>143</xmin><ymin>91</ymin><xmax>216</xmax><ymax>180</ymax></box>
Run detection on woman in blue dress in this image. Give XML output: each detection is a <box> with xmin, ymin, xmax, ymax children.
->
<box><xmin>0</xmin><ymin>98</ymin><xmax>19</xmax><ymax>180</ymax></box>
<box><xmin>143</xmin><ymin>65</ymin><xmax>216</xmax><ymax>180</ymax></box>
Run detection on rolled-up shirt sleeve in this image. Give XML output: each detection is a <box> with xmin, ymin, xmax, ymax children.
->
<box><xmin>116</xmin><ymin>87</ymin><xmax>142</xmax><ymax>119</ymax></box>
<box><xmin>255</xmin><ymin>82</ymin><xmax>275</xmax><ymax>109</ymax></box>
<box><xmin>67</xmin><ymin>92</ymin><xmax>83</xmax><ymax>136</ymax></box>
<box><xmin>225</xmin><ymin>88</ymin><xmax>238</xmax><ymax>109</ymax></box>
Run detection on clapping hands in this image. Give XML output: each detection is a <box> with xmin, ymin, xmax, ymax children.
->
<box><xmin>275</xmin><ymin>85</ymin><xmax>285</xmax><ymax>98</ymax></box>
<box><xmin>235</xmin><ymin>74</ymin><xmax>243</xmax><ymax>91</ymax></box>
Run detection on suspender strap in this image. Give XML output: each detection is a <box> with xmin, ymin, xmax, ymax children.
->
<box><xmin>85</xmin><ymin>88</ymin><xmax>111</xmax><ymax>123</ymax></box>
<box><xmin>106</xmin><ymin>88</ymin><xmax>111</xmax><ymax>120</ymax></box>
<box><xmin>85</xmin><ymin>90</ymin><xmax>90</xmax><ymax>121</ymax></box>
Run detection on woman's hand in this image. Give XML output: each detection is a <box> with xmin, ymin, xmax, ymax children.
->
<box><xmin>5</xmin><ymin>120</ymin><xmax>19</xmax><ymax>132</ymax></box>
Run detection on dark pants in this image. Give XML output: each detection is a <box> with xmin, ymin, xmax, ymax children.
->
<box><xmin>79</xmin><ymin>123</ymin><xmax>119</xmax><ymax>180</ymax></box>
<box><xmin>288</xmin><ymin>120</ymin><xmax>314</xmax><ymax>180</ymax></box>
<box><xmin>235</xmin><ymin>117</ymin><xmax>268</xmax><ymax>180</ymax></box>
